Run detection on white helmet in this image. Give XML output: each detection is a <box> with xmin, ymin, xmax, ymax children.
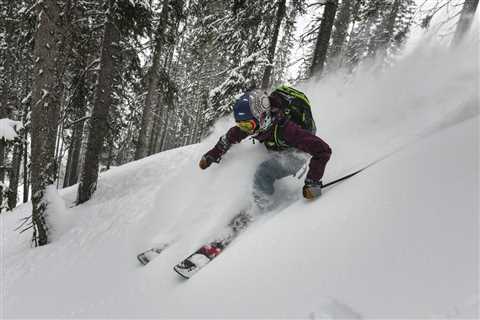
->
<box><xmin>248</xmin><ymin>89</ymin><xmax>270</xmax><ymax>120</ymax></box>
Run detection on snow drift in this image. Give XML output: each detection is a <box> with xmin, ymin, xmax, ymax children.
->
<box><xmin>1</xmin><ymin>32</ymin><xmax>478</xmax><ymax>318</ymax></box>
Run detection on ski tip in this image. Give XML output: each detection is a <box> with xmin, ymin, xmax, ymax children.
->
<box><xmin>173</xmin><ymin>266</ymin><xmax>191</xmax><ymax>280</ymax></box>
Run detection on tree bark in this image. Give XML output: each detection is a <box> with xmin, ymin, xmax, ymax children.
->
<box><xmin>0</xmin><ymin>24</ymin><xmax>11</xmax><ymax>210</ymax></box>
<box><xmin>149</xmin><ymin>100</ymin><xmax>162</xmax><ymax>155</ymax></box>
<box><xmin>370</xmin><ymin>0</ymin><xmax>401</xmax><ymax>57</ymax></box>
<box><xmin>190</xmin><ymin>91</ymin><xmax>208</xmax><ymax>145</ymax></box>
<box><xmin>77</xmin><ymin>0</ymin><xmax>120</xmax><ymax>204</ymax></box>
<box><xmin>135</xmin><ymin>0</ymin><xmax>170</xmax><ymax>160</ymax></box>
<box><xmin>159</xmin><ymin>106</ymin><xmax>172</xmax><ymax>152</ymax></box>
<box><xmin>7</xmin><ymin>142</ymin><xmax>22</xmax><ymax>210</ymax></box>
<box><xmin>63</xmin><ymin>71</ymin><xmax>87</xmax><ymax>188</ymax></box>
<box><xmin>451</xmin><ymin>0</ymin><xmax>479</xmax><ymax>46</ymax></box>
<box><xmin>0</xmin><ymin>105</ymin><xmax>6</xmax><ymax>212</ymax></box>
<box><xmin>0</xmin><ymin>1</ymin><xmax>15</xmax><ymax>118</ymax></box>
<box><xmin>328</xmin><ymin>0</ymin><xmax>352</xmax><ymax>70</ymax></box>
<box><xmin>0</xmin><ymin>140</ymin><xmax>4</xmax><ymax>184</ymax></box>
<box><xmin>63</xmin><ymin>119</ymin><xmax>84</xmax><ymax>187</ymax></box>
<box><xmin>23</xmin><ymin>135</ymin><xmax>29</xmax><ymax>203</ymax></box>
<box><xmin>310</xmin><ymin>0</ymin><xmax>338</xmax><ymax>78</ymax></box>
<box><xmin>31</xmin><ymin>0</ymin><xmax>64</xmax><ymax>246</ymax></box>
<box><xmin>261</xmin><ymin>0</ymin><xmax>286</xmax><ymax>90</ymax></box>
<box><xmin>0</xmin><ymin>140</ymin><xmax>4</xmax><ymax>213</ymax></box>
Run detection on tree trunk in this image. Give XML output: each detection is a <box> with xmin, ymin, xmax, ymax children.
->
<box><xmin>0</xmin><ymin>58</ymin><xmax>10</xmax><ymax>212</ymax></box>
<box><xmin>0</xmin><ymin>140</ymin><xmax>4</xmax><ymax>213</ymax></box>
<box><xmin>159</xmin><ymin>107</ymin><xmax>172</xmax><ymax>152</ymax></box>
<box><xmin>63</xmin><ymin>72</ymin><xmax>87</xmax><ymax>188</ymax></box>
<box><xmin>149</xmin><ymin>101</ymin><xmax>162</xmax><ymax>155</ymax></box>
<box><xmin>135</xmin><ymin>0</ymin><xmax>170</xmax><ymax>160</ymax></box>
<box><xmin>23</xmin><ymin>131</ymin><xmax>29</xmax><ymax>203</ymax></box>
<box><xmin>153</xmin><ymin>103</ymin><xmax>166</xmax><ymax>154</ymax></box>
<box><xmin>190</xmin><ymin>91</ymin><xmax>208</xmax><ymax>145</ymax></box>
<box><xmin>106</xmin><ymin>134</ymin><xmax>113</xmax><ymax>170</ymax></box>
<box><xmin>30</xmin><ymin>0</ymin><xmax>64</xmax><ymax>246</ymax></box>
<box><xmin>197</xmin><ymin>91</ymin><xmax>209</xmax><ymax>143</ymax></box>
<box><xmin>54</xmin><ymin>103</ymin><xmax>66</xmax><ymax>186</ymax></box>
<box><xmin>451</xmin><ymin>0</ymin><xmax>479</xmax><ymax>46</ymax></box>
<box><xmin>0</xmin><ymin>140</ymin><xmax>4</xmax><ymax>184</ymax></box>
<box><xmin>0</xmin><ymin>1</ymin><xmax>15</xmax><ymax>118</ymax></box>
<box><xmin>328</xmin><ymin>0</ymin><xmax>352</xmax><ymax>70</ymax></box>
<box><xmin>22</xmin><ymin>62</ymin><xmax>31</xmax><ymax>204</ymax></box>
<box><xmin>310</xmin><ymin>0</ymin><xmax>338</xmax><ymax>78</ymax></box>
<box><xmin>77</xmin><ymin>1</ymin><xmax>120</xmax><ymax>204</ymax></box>
<box><xmin>7</xmin><ymin>142</ymin><xmax>22</xmax><ymax>210</ymax></box>
<box><xmin>63</xmin><ymin>119</ymin><xmax>84</xmax><ymax>187</ymax></box>
<box><xmin>370</xmin><ymin>0</ymin><xmax>401</xmax><ymax>57</ymax></box>
<box><xmin>135</xmin><ymin>52</ymin><xmax>162</xmax><ymax>160</ymax></box>
<box><xmin>0</xmin><ymin>107</ymin><xmax>5</xmax><ymax>212</ymax></box>
<box><xmin>261</xmin><ymin>0</ymin><xmax>286</xmax><ymax>90</ymax></box>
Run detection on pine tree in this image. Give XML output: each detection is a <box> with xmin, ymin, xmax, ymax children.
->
<box><xmin>206</xmin><ymin>0</ymin><xmax>280</xmax><ymax>123</ymax></box>
<box><xmin>77</xmin><ymin>0</ymin><xmax>152</xmax><ymax>203</ymax></box>
<box><xmin>261</xmin><ymin>0</ymin><xmax>287</xmax><ymax>89</ymax></box>
<box><xmin>76</xmin><ymin>0</ymin><xmax>121</xmax><ymax>204</ymax></box>
<box><xmin>135</xmin><ymin>0</ymin><xmax>183</xmax><ymax>160</ymax></box>
<box><xmin>0</xmin><ymin>0</ymin><xmax>35</xmax><ymax>210</ymax></box>
<box><xmin>272</xmin><ymin>8</ymin><xmax>299</xmax><ymax>86</ymax></box>
<box><xmin>343</xmin><ymin>0</ymin><xmax>415</xmax><ymax>71</ymax></box>
<box><xmin>61</xmin><ymin>0</ymin><xmax>105</xmax><ymax>188</ymax></box>
<box><xmin>310</xmin><ymin>0</ymin><xmax>338</xmax><ymax>78</ymax></box>
<box><xmin>328</xmin><ymin>0</ymin><xmax>354</xmax><ymax>71</ymax></box>
<box><xmin>30</xmin><ymin>0</ymin><xmax>66</xmax><ymax>245</ymax></box>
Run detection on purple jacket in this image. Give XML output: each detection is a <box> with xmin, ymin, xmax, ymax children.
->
<box><xmin>206</xmin><ymin>119</ymin><xmax>331</xmax><ymax>182</ymax></box>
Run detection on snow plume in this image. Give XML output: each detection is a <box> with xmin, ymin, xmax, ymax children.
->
<box><xmin>144</xmin><ymin>117</ymin><xmax>272</xmax><ymax>246</ymax></box>
<box><xmin>43</xmin><ymin>185</ymin><xmax>70</xmax><ymax>241</ymax></box>
<box><xmin>298</xmin><ymin>30</ymin><xmax>478</xmax><ymax>180</ymax></box>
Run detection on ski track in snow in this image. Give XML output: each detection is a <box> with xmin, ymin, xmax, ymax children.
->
<box><xmin>1</xmin><ymin>31</ymin><xmax>479</xmax><ymax>318</ymax></box>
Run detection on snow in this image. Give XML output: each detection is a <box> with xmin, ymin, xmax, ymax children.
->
<box><xmin>42</xmin><ymin>185</ymin><xmax>70</xmax><ymax>242</ymax></box>
<box><xmin>1</xmin><ymin>33</ymin><xmax>478</xmax><ymax>317</ymax></box>
<box><xmin>0</xmin><ymin>118</ymin><xmax>22</xmax><ymax>141</ymax></box>
<box><xmin>21</xmin><ymin>91</ymin><xmax>32</xmax><ymax>104</ymax></box>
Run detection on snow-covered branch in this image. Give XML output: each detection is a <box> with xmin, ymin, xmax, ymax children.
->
<box><xmin>0</xmin><ymin>118</ymin><xmax>23</xmax><ymax>141</ymax></box>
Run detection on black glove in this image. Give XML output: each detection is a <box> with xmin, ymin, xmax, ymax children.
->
<box><xmin>303</xmin><ymin>178</ymin><xmax>322</xmax><ymax>200</ymax></box>
<box><xmin>199</xmin><ymin>135</ymin><xmax>231</xmax><ymax>170</ymax></box>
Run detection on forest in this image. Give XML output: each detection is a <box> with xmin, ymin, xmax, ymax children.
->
<box><xmin>0</xmin><ymin>0</ymin><xmax>477</xmax><ymax>246</ymax></box>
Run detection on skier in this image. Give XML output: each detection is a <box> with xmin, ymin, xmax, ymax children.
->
<box><xmin>199</xmin><ymin>86</ymin><xmax>332</xmax><ymax>211</ymax></box>
<box><xmin>172</xmin><ymin>87</ymin><xmax>332</xmax><ymax>278</ymax></box>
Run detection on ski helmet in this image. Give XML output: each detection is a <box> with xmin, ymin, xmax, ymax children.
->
<box><xmin>233</xmin><ymin>90</ymin><xmax>270</xmax><ymax>126</ymax></box>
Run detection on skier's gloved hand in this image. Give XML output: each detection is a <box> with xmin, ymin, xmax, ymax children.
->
<box><xmin>199</xmin><ymin>154</ymin><xmax>219</xmax><ymax>170</ymax></box>
<box><xmin>199</xmin><ymin>134</ymin><xmax>232</xmax><ymax>170</ymax></box>
<box><xmin>303</xmin><ymin>178</ymin><xmax>322</xmax><ymax>200</ymax></box>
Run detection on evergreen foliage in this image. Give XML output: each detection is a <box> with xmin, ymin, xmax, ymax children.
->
<box><xmin>343</xmin><ymin>0</ymin><xmax>416</xmax><ymax>71</ymax></box>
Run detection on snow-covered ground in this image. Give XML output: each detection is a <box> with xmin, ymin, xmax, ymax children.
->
<box><xmin>1</xmin><ymin>35</ymin><xmax>478</xmax><ymax>318</ymax></box>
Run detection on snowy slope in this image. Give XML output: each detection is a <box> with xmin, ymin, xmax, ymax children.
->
<box><xmin>1</xmin><ymin>37</ymin><xmax>478</xmax><ymax>318</ymax></box>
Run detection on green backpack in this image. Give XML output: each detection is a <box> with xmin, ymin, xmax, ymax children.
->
<box><xmin>271</xmin><ymin>85</ymin><xmax>316</xmax><ymax>134</ymax></box>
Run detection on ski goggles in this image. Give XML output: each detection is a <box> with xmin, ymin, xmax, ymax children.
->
<box><xmin>237</xmin><ymin>119</ymin><xmax>258</xmax><ymax>134</ymax></box>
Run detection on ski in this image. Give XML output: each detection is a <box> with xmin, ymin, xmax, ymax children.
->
<box><xmin>137</xmin><ymin>243</ymin><xmax>170</xmax><ymax>265</ymax></box>
<box><xmin>173</xmin><ymin>210</ymin><xmax>252</xmax><ymax>279</ymax></box>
